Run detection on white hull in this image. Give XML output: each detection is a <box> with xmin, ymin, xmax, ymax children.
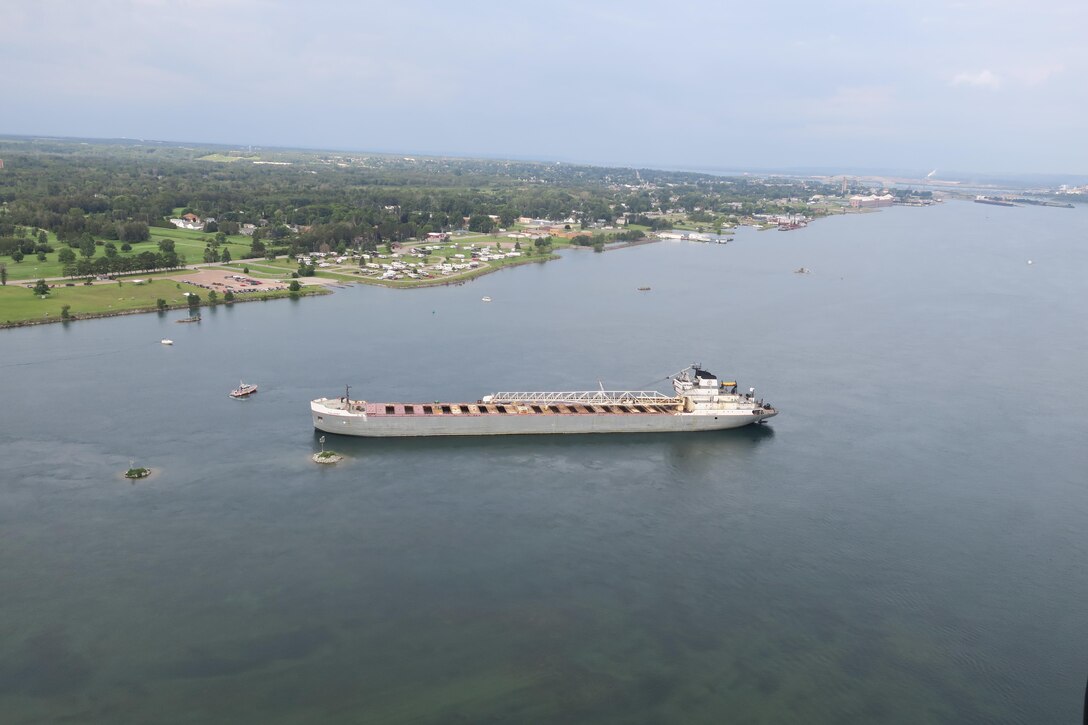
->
<box><xmin>311</xmin><ymin>402</ymin><xmax>775</xmax><ymax>438</ymax></box>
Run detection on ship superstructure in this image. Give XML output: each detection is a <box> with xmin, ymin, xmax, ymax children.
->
<box><xmin>310</xmin><ymin>365</ymin><xmax>776</xmax><ymax>438</ymax></box>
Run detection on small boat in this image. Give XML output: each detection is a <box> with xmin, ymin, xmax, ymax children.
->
<box><xmin>229</xmin><ymin>381</ymin><xmax>258</xmax><ymax>399</ymax></box>
<box><xmin>793</xmin><ymin>267</ymin><xmax>810</xmax><ymax>274</ymax></box>
<box><xmin>637</xmin><ymin>287</ymin><xmax>651</xmax><ymax>291</ymax></box>
<box><xmin>481</xmin><ymin>296</ymin><xmax>492</xmax><ymax>302</ymax></box>
<box><xmin>160</xmin><ymin>339</ymin><xmax>173</xmax><ymax>345</ymax></box>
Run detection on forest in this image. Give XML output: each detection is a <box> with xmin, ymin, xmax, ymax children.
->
<box><xmin>0</xmin><ymin>136</ymin><xmax>846</xmax><ymax>277</ymax></box>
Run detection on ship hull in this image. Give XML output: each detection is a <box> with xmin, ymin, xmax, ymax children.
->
<box><xmin>311</xmin><ymin>400</ymin><xmax>773</xmax><ymax>437</ymax></box>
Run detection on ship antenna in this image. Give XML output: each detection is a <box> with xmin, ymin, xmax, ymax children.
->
<box><xmin>345</xmin><ymin>384</ymin><xmax>351</xmax><ymax>403</ymax></box>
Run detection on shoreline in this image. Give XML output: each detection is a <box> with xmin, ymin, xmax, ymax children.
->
<box><xmin>0</xmin><ymin>234</ymin><xmax>747</xmax><ymax>327</ymax></box>
<box><xmin>360</xmin><ymin>253</ymin><xmax>561</xmax><ymax>289</ymax></box>
<box><xmin>0</xmin><ymin>252</ymin><xmax>557</xmax><ymax>327</ymax></box>
<box><xmin>0</xmin><ymin>218</ymin><xmax>850</xmax><ymax>328</ymax></box>
<box><xmin>0</xmin><ymin>286</ymin><xmax>329</xmax><ymax>330</ymax></box>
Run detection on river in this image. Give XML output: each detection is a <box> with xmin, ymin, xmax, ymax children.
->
<box><xmin>1</xmin><ymin>200</ymin><xmax>1086</xmax><ymax>724</ymax></box>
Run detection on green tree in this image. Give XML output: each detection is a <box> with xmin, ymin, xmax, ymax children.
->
<box><xmin>156</xmin><ymin>298</ymin><xmax>167</xmax><ymax>311</ymax></box>
<box><xmin>38</xmin><ymin>230</ymin><xmax>47</xmax><ymax>246</ymax></box>
<box><xmin>186</xmin><ymin>292</ymin><xmax>200</xmax><ymax>308</ymax></box>
<box><xmin>79</xmin><ymin>234</ymin><xmax>96</xmax><ymax>258</ymax></box>
<box><xmin>0</xmin><ymin>263</ymin><xmax>6</xmax><ymax>285</ymax></box>
<box><xmin>37</xmin><ymin>251</ymin><xmax>47</xmax><ymax>262</ymax></box>
<box><xmin>61</xmin><ymin>304</ymin><xmax>71</xmax><ymax>319</ymax></box>
<box><xmin>117</xmin><ymin>221</ymin><xmax>150</xmax><ymax>243</ymax></box>
<box><xmin>12</xmin><ymin>250</ymin><xmax>24</xmax><ymax>263</ymax></box>
<box><xmin>223</xmin><ymin>290</ymin><xmax>235</xmax><ymax>302</ymax></box>
<box><xmin>288</xmin><ymin>280</ymin><xmax>301</xmax><ymax>292</ymax></box>
<box><xmin>468</xmin><ymin>214</ymin><xmax>496</xmax><ymax>233</ymax></box>
<box><xmin>58</xmin><ymin>247</ymin><xmax>76</xmax><ymax>264</ymax></box>
<box><xmin>207</xmin><ymin>290</ymin><xmax>219</xmax><ymax>305</ymax></box>
<box><xmin>221</xmin><ymin>248</ymin><xmax>232</xmax><ymax>263</ymax></box>
<box><xmin>33</xmin><ymin>278</ymin><xmax>50</xmax><ymax>296</ymax></box>
<box><xmin>158</xmin><ymin>239</ymin><xmax>175</xmax><ymax>253</ymax></box>
<box><xmin>499</xmin><ymin>208</ymin><xmax>518</xmax><ymax>227</ymax></box>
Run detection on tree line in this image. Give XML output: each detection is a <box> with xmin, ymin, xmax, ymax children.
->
<box><xmin>0</xmin><ymin>137</ymin><xmax>848</xmax><ymax>264</ymax></box>
<box><xmin>61</xmin><ymin>250</ymin><xmax>185</xmax><ymax>278</ymax></box>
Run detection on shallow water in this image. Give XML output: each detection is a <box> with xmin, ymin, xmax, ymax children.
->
<box><xmin>2</xmin><ymin>200</ymin><xmax>1087</xmax><ymax>723</ymax></box>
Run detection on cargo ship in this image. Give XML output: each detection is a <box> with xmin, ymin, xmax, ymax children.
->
<box><xmin>310</xmin><ymin>365</ymin><xmax>777</xmax><ymax>437</ymax></box>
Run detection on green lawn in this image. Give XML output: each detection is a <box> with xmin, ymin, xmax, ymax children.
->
<box><xmin>1</xmin><ymin>226</ymin><xmax>256</xmax><ymax>282</ymax></box>
<box><xmin>0</xmin><ymin>276</ymin><xmax>328</xmax><ymax>327</ymax></box>
<box><xmin>0</xmin><ymin>279</ymin><xmax>205</xmax><ymax>325</ymax></box>
<box><xmin>142</xmin><ymin>226</ymin><xmax>253</xmax><ymax>262</ymax></box>
<box><xmin>2</xmin><ymin>257</ymin><xmax>69</xmax><ymax>281</ymax></box>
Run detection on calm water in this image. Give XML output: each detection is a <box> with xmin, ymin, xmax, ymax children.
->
<box><xmin>2</xmin><ymin>201</ymin><xmax>1086</xmax><ymax>724</ymax></box>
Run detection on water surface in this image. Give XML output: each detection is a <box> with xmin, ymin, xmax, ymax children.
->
<box><xmin>2</xmin><ymin>200</ymin><xmax>1086</xmax><ymax>724</ymax></box>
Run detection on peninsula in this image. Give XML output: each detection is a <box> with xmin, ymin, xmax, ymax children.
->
<box><xmin>1</xmin><ymin>136</ymin><xmax>940</xmax><ymax>327</ymax></box>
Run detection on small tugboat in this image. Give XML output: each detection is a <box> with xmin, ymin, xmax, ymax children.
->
<box><xmin>160</xmin><ymin>339</ymin><xmax>174</xmax><ymax>345</ymax></box>
<box><xmin>229</xmin><ymin>381</ymin><xmax>258</xmax><ymax>399</ymax></box>
<box><xmin>481</xmin><ymin>296</ymin><xmax>492</xmax><ymax>302</ymax></box>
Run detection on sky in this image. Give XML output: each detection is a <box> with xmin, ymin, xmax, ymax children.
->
<box><xmin>4</xmin><ymin>0</ymin><xmax>1087</xmax><ymax>176</ymax></box>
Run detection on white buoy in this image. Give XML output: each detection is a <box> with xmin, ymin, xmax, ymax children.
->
<box><xmin>1027</xmin><ymin>260</ymin><xmax>1033</xmax><ymax>265</ymax></box>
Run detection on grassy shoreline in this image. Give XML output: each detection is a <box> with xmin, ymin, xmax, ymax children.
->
<box><xmin>0</xmin><ymin>238</ymin><xmax>637</xmax><ymax>328</ymax></box>
<box><xmin>0</xmin><ymin>282</ymin><xmax>328</xmax><ymax>329</ymax></box>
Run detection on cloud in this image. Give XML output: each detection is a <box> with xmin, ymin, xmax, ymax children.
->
<box><xmin>950</xmin><ymin>70</ymin><xmax>1002</xmax><ymax>89</ymax></box>
<box><xmin>1013</xmin><ymin>63</ymin><xmax>1066</xmax><ymax>85</ymax></box>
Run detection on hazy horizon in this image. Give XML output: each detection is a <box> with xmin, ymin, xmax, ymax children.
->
<box><xmin>5</xmin><ymin>0</ymin><xmax>1087</xmax><ymax>177</ymax></box>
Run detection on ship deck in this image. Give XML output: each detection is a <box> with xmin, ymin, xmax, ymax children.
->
<box><xmin>353</xmin><ymin>401</ymin><xmax>681</xmax><ymax>417</ymax></box>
